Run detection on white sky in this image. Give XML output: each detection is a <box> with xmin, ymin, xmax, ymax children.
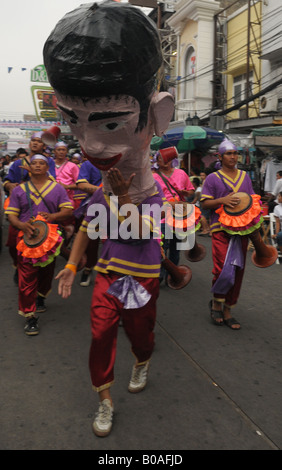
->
<box><xmin>0</xmin><ymin>0</ymin><xmax>151</xmax><ymax>120</ymax></box>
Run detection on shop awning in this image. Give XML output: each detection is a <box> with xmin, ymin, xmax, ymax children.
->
<box><xmin>252</xmin><ymin>126</ymin><xmax>282</xmax><ymax>147</ymax></box>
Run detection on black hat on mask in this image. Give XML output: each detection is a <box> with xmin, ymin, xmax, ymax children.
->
<box><xmin>43</xmin><ymin>0</ymin><xmax>164</xmax><ymax>103</ymax></box>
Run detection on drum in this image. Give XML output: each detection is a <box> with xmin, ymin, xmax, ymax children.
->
<box><xmin>166</xmin><ymin>202</ymin><xmax>202</xmax><ymax>235</ymax></box>
<box><xmin>216</xmin><ymin>192</ymin><xmax>263</xmax><ymax>236</ymax></box>
<box><xmin>17</xmin><ymin>215</ymin><xmax>63</xmax><ymax>267</ymax></box>
<box><xmin>223</xmin><ymin>192</ymin><xmax>253</xmax><ymax>216</ymax></box>
<box><xmin>23</xmin><ymin>219</ymin><xmax>49</xmax><ymax>247</ymax></box>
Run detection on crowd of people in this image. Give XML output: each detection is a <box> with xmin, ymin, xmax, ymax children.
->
<box><xmin>1</xmin><ymin>127</ymin><xmax>215</xmax><ymax>437</ymax></box>
<box><xmin>2</xmin><ymin>131</ymin><xmax>216</xmax><ymax>334</ymax></box>
<box><xmin>3</xmin><ymin>130</ymin><xmax>279</xmax><ymax>436</ymax></box>
<box><xmin>4</xmin><ymin>130</ymin><xmax>273</xmax><ymax>338</ymax></box>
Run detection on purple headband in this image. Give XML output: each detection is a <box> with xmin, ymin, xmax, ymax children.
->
<box><xmin>30</xmin><ymin>154</ymin><xmax>49</xmax><ymax>164</ymax></box>
<box><xmin>54</xmin><ymin>141</ymin><xmax>68</xmax><ymax>149</ymax></box>
<box><xmin>31</xmin><ymin>131</ymin><xmax>44</xmax><ymax>140</ymax></box>
<box><xmin>218</xmin><ymin>139</ymin><xmax>237</xmax><ymax>155</ymax></box>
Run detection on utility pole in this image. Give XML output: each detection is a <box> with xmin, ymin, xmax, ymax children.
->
<box><xmin>213</xmin><ymin>0</ymin><xmax>261</xmax><ymax>121</ymax></box>
<box><xmin>246</xmin><ymin>0</ymin><xmax>251</xmax><ymax>119</ymax></box>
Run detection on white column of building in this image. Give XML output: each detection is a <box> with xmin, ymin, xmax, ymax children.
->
<box><xmin>191</xmin><ymin>8</ymin><xmax>217</xmax><ymax>119</ymax></box>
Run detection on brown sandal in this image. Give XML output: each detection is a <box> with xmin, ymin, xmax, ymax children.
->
<box><xmin>209</xmin><ymin>300</ymin><xmax>224</xmax><ymax>326</ymax></box>
<box><xmin>224</xmin><ymin>317</ymin><xmax>241</xmax><ymax>330</ymax></box>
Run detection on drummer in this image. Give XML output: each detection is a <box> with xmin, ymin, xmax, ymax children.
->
<box><xmin>3</xmin><ymin>132</ymin><xmax>57</xmax><ymax>283</ymax></box>
<box><xmin>200</xmin><ymin>140</ymin><xmax>256</xmax><ymax>330</ymax></box>
<box><xmin>5</xmin><ymin>154</ymin><xmax>73</xmax><ymax>336</ymax></box>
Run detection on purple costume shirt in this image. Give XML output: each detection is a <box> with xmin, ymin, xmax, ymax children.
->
<box><xmin>80</xmin><ymin>186</ymin><xmax>164</xmax><ymax>278</ymax></box>
<box><xmin>5</xmin><ymin>180</ymin><xmax>73</xmax><ymax>222</ymax></box>
<box><xmin>200</xmin><ymin>169</ymin><xmax>255</xmax><ymax>233</ymax></box>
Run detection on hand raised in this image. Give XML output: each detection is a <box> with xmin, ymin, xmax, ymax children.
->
<box><xmin>55</xmin><ymin>268</ymin><xmax>75</xmax><ymax>299</ymax></box>
<box><xmin>106</xmin><ymin>168</ymin><xmax>135</xmax><ymax>196</ymax></box>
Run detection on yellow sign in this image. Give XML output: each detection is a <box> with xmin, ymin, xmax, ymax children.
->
<box><xmin>31</xmin><ymin>85</ymin><xmax>58</xmax><ymax>121</ymax></box>
<box><xmin>40</xmin><ymin>111</ymin><xmax>58</xmax><ymax>119</ymax></box>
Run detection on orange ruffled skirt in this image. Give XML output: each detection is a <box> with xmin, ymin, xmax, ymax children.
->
<box><xmin>166</xmin><ymin>202</ymin><xmax>202</xmax><ymax>234</ymax></box>
<box><xmin>17</xmin><ymin>215</ymin><xmax>63</xmax><ymax>266</ymax></box>
<box><xmin>215</xmin><ymin>194</ymin><xmax>263</xmax><ymax>235</ymax></box>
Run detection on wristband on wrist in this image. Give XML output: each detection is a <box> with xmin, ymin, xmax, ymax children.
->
<box><xmin>65</xmin><ymin>263</ymin><xmax>77</xmax><ymax>275</ymax></box>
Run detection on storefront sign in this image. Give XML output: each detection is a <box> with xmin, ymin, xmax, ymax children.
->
<box><xmin>30</xmin><ymin>65</ymin><xmax>48</xmax><ymax>83</ymax></box>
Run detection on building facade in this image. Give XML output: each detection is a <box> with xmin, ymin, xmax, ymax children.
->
<box><xmin>165</xmin><ymin>0</ymin><xmax>282</xmax><ymax>135</ymax></box>
<box><xmin>167</xmin><ymin>0</ymin><xmax>221</xmax><ymax>122</ymax></box>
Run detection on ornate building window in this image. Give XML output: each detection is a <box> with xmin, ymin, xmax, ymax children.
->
<box><xmin>184</xmin><ymin>46</ymin><xmax>196</xmax><ymax>100</ymax></box>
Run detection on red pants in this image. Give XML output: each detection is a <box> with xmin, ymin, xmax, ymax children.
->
<box><xmin>17</xmin><ymin>255</ymin><xmax>56</xmax><ymax>317</ymax></box>
<box><xmin>89</xmin><ymin>272</ymin><xmax>159</xmax><ymax>392</ymax></box>
<box><xmin>211</xmin><ymin>231</ymin><xmax>248</xmax><ymax>307</ymax></box>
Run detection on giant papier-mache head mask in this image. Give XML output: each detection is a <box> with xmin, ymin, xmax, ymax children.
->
<box><xmin>43</xmin><ymin>0</ymin><xmax>174</xmax><ymax>201</ymax></box>
<box><xmin>44</xmin><ymin>1</ymin><xmax>162</xmax><ymax>127</ymax></box>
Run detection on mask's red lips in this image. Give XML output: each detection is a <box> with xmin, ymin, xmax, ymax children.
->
<box><xmin>81</xmin><ymin>149</ymin><xmax>122</xmax><ymax>170</ymax></box>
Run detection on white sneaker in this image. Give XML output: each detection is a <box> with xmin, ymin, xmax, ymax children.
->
<box><xmin>80</xmin><ymin>269</ymin><xmax>92</xmax><ymax>286</ymax></box>
<box><xmin>93</xmin><ymin>399</ymin><xmax>114</xmax><ymax>437</ymax></box>
<box><xmin>128</xmin><ymin>361</ymin><xmax>149</xmax><ymax>393</ymax></box>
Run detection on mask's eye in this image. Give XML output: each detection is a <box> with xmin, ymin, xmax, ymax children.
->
<box><xmin>98</xmin><ymin>121</ymin><xmax>126</xmax><ymax>132</ymax></box>
<box><xmin>65</xmin><ymin>116</ymin><xmax>81</xmax><ymax>128</ymax></box>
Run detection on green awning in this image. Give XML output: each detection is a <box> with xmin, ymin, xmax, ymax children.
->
<box><xmin>252</xmin><ymin>126</ymin><xmax>282</xmax><ymax>136</ymax></box>
<box><xmin>252</xmin><ymin>126</ymin><xmax>282</xmax><ymax>148</ymax></box>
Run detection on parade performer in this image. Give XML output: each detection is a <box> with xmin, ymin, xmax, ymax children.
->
<box><xmin>5</xmin><ymin>154</ymin><xmax>73</xmax><ymax>335</ymax></box>
<box><xmin>71</xmin><ymin>152</ymin><xmax>83</xmax><ymax>166</ymax></box>
<box><xmin>53</xmin><ymin>141</ymin><xmax>82</xmax><ymax>260</ymax></box>
<box><xmin>43</xmin><ymin>0</ymin><xmax>174</xmax><ymax>437</ymax></box>
<box><xmin>3</xmin><ymin>132</ymin><xmax>56</xmax><ymax>284</ymax></box>
<box><xmin>54</xmin><ymin>141</ymin><xmax>79</xmax><ymax>206</ymax></box>
<box><xmin>201</xmin><ymin>139</ymin><xmax>260</xmax><ymax>330</ymax></box>
<box><xmin>272</xmin><ymin>191</ymin><xmax>282</xmax><ymax>253</ymax></box>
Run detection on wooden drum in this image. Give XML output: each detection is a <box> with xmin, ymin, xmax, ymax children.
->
<box><xmin>216</xmin><ymin>192</ymin><xmax>263</xmax><ymax>236</ymax></box>
<box><xmin>17</xmin><ymin>215</ymin><xmax>63</xmax><ymax>267</ymax></box>
<box><xmin>166</xmin><ymin>202</ymin><xmax>202</xmax><ymax>235</ymax></box>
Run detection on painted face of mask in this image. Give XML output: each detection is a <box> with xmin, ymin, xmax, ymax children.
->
<box><xmin>56</xmin><ymin>93</ymin><xmax>152</xmax><ymax>172</ymax></box>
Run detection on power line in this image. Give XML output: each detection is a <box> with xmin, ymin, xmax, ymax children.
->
<box><xmin>214</xmin><ymin>75</ymin><xmax>282</xmax><ymax>116</ymax></box>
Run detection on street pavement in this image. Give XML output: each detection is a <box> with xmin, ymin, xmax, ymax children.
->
<box><xmin>0</xmin><ymin>220</ymin><xmax>281</xmax><ymax>452</ymax></box>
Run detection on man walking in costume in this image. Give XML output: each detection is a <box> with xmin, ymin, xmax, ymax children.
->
<box><xmin>3</xmin><ymin>132</ymin><xmax>56</xmax><ymax>286</ymax></box>
<box><xmin>5</xmin><ymin>154</ymin><xmax>73</xmax><ymax>335</ymax></box>
<box><xmin>201</xmin><ymin>140</ymin><xmax>261</xmax><ymax>330</ymax></box>
<box><xmin>43</xmin><ymin>1</ymin><xmax>174</xmax><ymax>436</ymax></box>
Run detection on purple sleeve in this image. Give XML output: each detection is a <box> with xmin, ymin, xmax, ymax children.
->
<box><xmin>245</xmin><ymin>173</ymin><xmax>255</xmax><ymax>195</ymax></box>
<box><xmin>77</xmin><ymin>160</ymin><xmax>102</xmax><ymax>185</ymax></box>
<box><xmin>6</xmin><ymin>185</ymin><xmax>21</xmax><ymax>214</ymax></box>
<box><xmin>9</xmin><ymin>186</ymin><xmax>20</xmax><ymax>204</ymax></box>
<box><xmin>201</xmin><ymin>173</ymin><xmax>216</xmax><ymax>200</ymax></box>
<box><xmin>56</xmin><ymin>184</ymin><xmax>74</xmax><ymax>209</ymax></box>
